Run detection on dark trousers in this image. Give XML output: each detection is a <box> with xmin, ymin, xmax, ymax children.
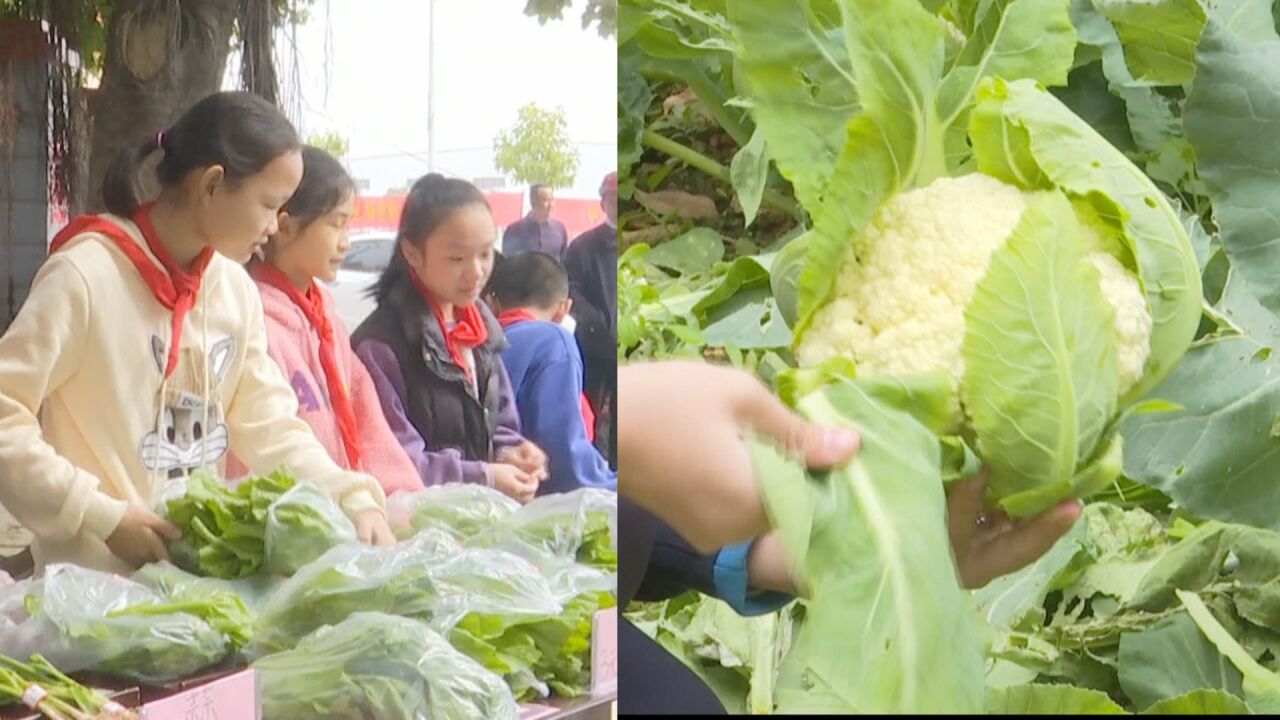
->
<box><xmin>583</xmin><ymin>354</ymin><xmax>617</xmax><ymax>469</ymax></box>
<box><xmin>619</xmin><ymin>617</ymin><xmax>726</xmax><ymax>715</ymax></box>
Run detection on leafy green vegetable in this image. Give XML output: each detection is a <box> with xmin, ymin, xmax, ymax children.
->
<box><xmin>0</xmin><ymin>564</ymin><xmax>229</xmax><ymax>684</ymax></box>
<box><xmin>248</xmin><ymin>531</ymin><xmax>448</xmax><ymax>657</ymax></box>
<box><xmin>0</xmin><ymin>652</ymin><xmax>137</xmax><ymax>720</ymax></box>
<box><xmin>1177</xmin><ymin>590</ymin><xmax>1280</xmax><ymax>703</ymax></box>
<box><xmin>424</xmin><ymin>546</ymin><xmax>572</xmax><ymax>700</ymax></box>
<box><xmin>961</xmin><ymin>190</ymin><xmax>1119</xmax><ymax>517</ymax></box>
<box><xmin>263</xmin><ymin>481</ymin><xmax>358</xmax><ymax>576</ymax></box>
<box><xmin>1117</xmin><ymin>613</ymin><xmax>1243</xmax><ymax>710</ymax></box>
<box><xmin>626</xmin><ymin>593</ymin><xmax>800</xmax><ymax>714</ymax></box>
<box><xmin>986</xmin><ymin>683</ymin><xmax>1127</xmax><ymax>714</ymax></box>
<box><xmin>751</xmin><ymin>378</ymin><xmax>988</xmax><ymax>713</ymax></box>
<box><xmin>386</xmin><ymin>484</ymin><xmax>520</xmax><ymax>542</ymax></box>
<box><xmin>424</xmin><ymin>543</ymin><xmax>614</xmax><ymax>700</ymax></box>
<box><xmin>618</xmin><ymin>0</ymin><xmax>1280</xmax><ymax>714</ymax></box>
<box><xmin>108</xmin><ymin>594</ymin><xmax>252</xmax><ymax>653</ymax></box>
<box><xmin>253</xmin><ymin>612</ymin><xmax>517</xmax><ymax>720</ymax></box>
<box><xmin>1139</xmin><ymin>689</ymin><xmax>1253</xmax><ymax>715</ymax></box>
<box><xmin>131</xmin><ymin>561</ymin><xmax>280</xmax><ymax>615</ymax></box>
<box><xmin>474</xmin><ymin>488</ymin><xmax>618</xmax><ymax>571</ymax></box>
<box><xmin>164</xmin><ymin>469</ymin><xmax>355</xmax><ymax>580</ymax></box>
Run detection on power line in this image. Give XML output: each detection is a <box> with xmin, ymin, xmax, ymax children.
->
<box><xmin>343</xmin><ymin>142</ymin><xmax>616</xmax><ymax>163</ymax></box>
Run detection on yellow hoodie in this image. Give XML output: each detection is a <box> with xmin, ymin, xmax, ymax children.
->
<box><xmin>0</xmin><ymin>214</ymin><xmax>386</xmax><ymax>574</ymax></box>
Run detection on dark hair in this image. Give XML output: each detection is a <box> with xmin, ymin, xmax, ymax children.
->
<box><xmin>278</xmin><ymin>146</ymin><xmax>356</xmax><ymax>230</ymax></box>
<box><xmin>488</xmin><ymin>251</ymin><xmax>568</xmax><ymax>310</ymax></box>
<box><xmin>482</xmin><ymin>249</ymin><xmax>506</xmax><ymax>287</ymax></box>
<box><xmin>369</xmin><ymin>173</ymin><xmax>490</xmax><ymax>304</ymax></box>
<box><xmin>529</xmin><ymin>184</ymin><xmax>551</xmax><ymax>204</ymax></box>
<box><xmin>103</xmin><ymin>91</ymin><xmax>301</xmax><ymax>216</ymax></box>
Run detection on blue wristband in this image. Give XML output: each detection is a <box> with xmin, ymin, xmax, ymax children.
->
<box><xmin>712</xmin><ymin>539</ymin><xmax>795</xmax><ymax>616</ymax></box>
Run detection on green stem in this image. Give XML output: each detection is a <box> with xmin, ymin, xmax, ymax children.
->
<box><xmin>641</xmin><ymin>130</ymin><xmax>801</xmax><ymax>217</ymax></box>
<box><xmin>639</xmin><ymin>62</ymin><xmax>753</xmax><ymax>146</ymax></box>
<box><xmin>1201</xmin><ymin>300</ymin><xmax>1242</xmax><ymax>336</ymax></box>
<box><xmin>643</xmin><ymin>129</ymin><xmax>730</xmax><ymax>181</ymax></box>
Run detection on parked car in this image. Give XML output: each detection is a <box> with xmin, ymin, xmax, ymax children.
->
<box><xmin>326</xmin><ymin>230</ymin><xmax>577</xmax><ymax>334</ymax></box>
<box><xmin>327</xmin><ymin>231</ymin><xmax>396</xmax><ymax>331</ymax></box>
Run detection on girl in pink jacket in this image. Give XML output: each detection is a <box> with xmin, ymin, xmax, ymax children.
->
<box><xmin>227</xmin><ymin>146</ymin><xmax>421</xmax><ymax>495</ymax></box>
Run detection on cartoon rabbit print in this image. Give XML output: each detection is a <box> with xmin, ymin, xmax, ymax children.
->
<box><xmin>139</xmin><ymin>335</ymin><xmax>235</xmax><ymax>479</ymax></box>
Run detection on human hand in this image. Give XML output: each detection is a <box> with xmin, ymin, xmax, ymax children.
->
<box><xmin>354</xmin><ymin>509</ymin><xmax>396</xmax><ymax>547</ymax></box>
<box><xmin>105</xmin><ymin>502</ymin><xmax>183</xmax><ymax>567</ymax></box>
<box><xmin>497</xmin><ymin>441</ymin><xmax>548</xmax><ymax>482</ymax></box>
<box><xmin>618</xmin><ymin>360</ymin><xmax>861</xmax><ymax>553</ymax></box>
<box><xmin>491</xmin><ymin>463</ymin><xmax>539</xmax><ymax>504</ymax></box>
<box><xmin>946</xmin><ymin>469</ymin><xmax>1083</xmax><ymax>589</ymax></box>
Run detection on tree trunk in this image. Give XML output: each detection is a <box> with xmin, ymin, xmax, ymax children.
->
<box><xmin>87</xmin><ymin>0</ymin><xmax>239</xmax><ymax>212</ymax></box>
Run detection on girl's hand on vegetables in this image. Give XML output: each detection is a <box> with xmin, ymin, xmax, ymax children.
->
<box><xmin>497</xmin><ymin>441</ymin><xmax>549</xmax><ymax>482</ymax></box>
<box><xmin>354</xmin><ymin>510</ymin><xmax>395</xmax><ymax>547</ymax></box>
<box><xmin>106</xmin><ymin>502</ymin><xmax>183</xmax><ymax>568</ymax></box>
<box><xmin>946</xmin><ymin>468</ymin><xmax>1082</xmax><ymax>589</ymax></box>
<box><xmin>619</xmin><ymin>360</ymin><xmax>861</xmax><ymax>554</ymax></box>
<box><xmin>491</xmin><ymin>463</ymin><xmax>539</xmax><ymax>503</ymax></box>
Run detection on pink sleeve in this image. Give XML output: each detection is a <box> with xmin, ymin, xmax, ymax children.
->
<box><xmin>343</xmin><ymin>333</ymin><xmax>424</xmax><ymax>496</ymax></box>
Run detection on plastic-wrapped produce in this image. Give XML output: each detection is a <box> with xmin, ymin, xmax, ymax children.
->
<box><xmin>387</xmin><ymin>484</ymin><xmax>520</xmax><ymax>541</ymax></box>
<box><xmin>254</xmin><ymin>612</ymin><xmax>517</xmax><ymax>720</ymax></box>
<box><xmin>473</xmin><ymin>489</ymin><xmax>617</xmax><ymax>571</ymax></box>
<box><xmin>0</xmin><ymin>564</ymin><xmax>228</xmax><ymax>683</ymax></box>
<box><xmin>247</xmin><ymin>531</ymin><xmax>450</xmax><ymax>657</ymax></box>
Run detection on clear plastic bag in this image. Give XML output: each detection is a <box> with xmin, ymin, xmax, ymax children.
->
<box><xmin>387</xmin><ymin>484</ymin><xmax>521</xmax><ymax>541</ymax></box>
<box><xmin>0</xmin><ymin>564</ymin><xmax>229</xmax><ymax>683</ymax></box>
<box><xmin>131</xmin><ymin>561</ymin><xmax>282</xmax><ymax>615</ymax></box>
<box><xmin>248</xmin><ymin>531</ymin><xmax>453</xmax><ymax>657</ymax></box>
<box><xmin>426</xmin><ymin>547</ymin><xmax>562</xmax><ymax>633</ymax></box>
<box><xmin>253</xmin><ymin>612</ymin><xmax>517</xmax><ymax>720</ymax></box>
<box><xmin>159</xmin><ymin>469</ymin><xmax>355</xmax><ymax>579</ymax></box>
<box><xmin>263</xmin><ymin>481</ymin><xmax>357</xmax><ymax>576</ymax></box>
<box><xmin>474</xmin><ymin>488</ymin><xmax>618</xmax><ymax>572</ymax></box>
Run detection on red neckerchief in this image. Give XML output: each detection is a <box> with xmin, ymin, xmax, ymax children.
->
<box><xmin>497</xmin><ymin>309</ymin><xmax>539</xmax><ymax>327</ymax></box>
<box><xmin>49</xmin><ymin>202</ymin><xmax>214</xmax><ymax>379</ymax></box>
<box><xmin>406</xmin><ymin>268</ymin><xmax>488</xmax><ymax>383</ymax></box>
<box><xmin>497</xmin><ymin>308</ymin><xmax>596</xmax><ymax>442</ymax></box>
<box><xmin>251</xmin><ymin>262</ymin><xmax>364</xmax><ymax>471</ymax></box>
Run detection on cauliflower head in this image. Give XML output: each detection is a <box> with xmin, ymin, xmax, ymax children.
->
<box><xmin>797</xmin><ymin>172</ymin><xmax>1153</xmax><ymax>400</ymax></box>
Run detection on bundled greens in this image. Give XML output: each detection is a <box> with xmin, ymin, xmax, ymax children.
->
<box><xmin>0</xmin><ymin>565</ymin><xmax>228</xmax><ymax>684</ymax></box>
<box><xmin>387</xmin><ymin>484</ymin><xmax>521</xmax><ymax>541</ymax></box>
<box><xmin>107</xmin><ymin>586</ymin><xmax>253</xmax><ymax>652</ymax></box>
<box><xmin>248</xmin><ymin>531</ymin><xmax>449</xmax><ymax>657</ymax></box>
<box><xmin>253</xmin><ymin>612</ymin><xmax>517</xmax><ymax>720</ymax></box>
<box><xmin>474</xmin><ymin>488</ymin><xmax>618</xmax><ymax>571</ymax></box>
<box><xmin>131</xmin><ymin>561</ymin><xmax>279</xmax><ymax>616</ymax></box>
<box><xmin>0</xmin><ymin>653</ymin><xmax>137</xmax><ymax>720</ymax></box>
<box><xmin>428</xmin><ymin>546</ymin><xmax>612</xmax><ymax>700</ymax></box>
<box><xmin>163</xmin><ymin>469</ymin><xmax>355</xmax><ymax>580</ymax></box>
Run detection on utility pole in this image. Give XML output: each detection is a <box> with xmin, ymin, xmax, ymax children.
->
<box><xmin>427</xmin><ymin>0</ymin><xmax>436</xmax><ymax>173</ymax></box>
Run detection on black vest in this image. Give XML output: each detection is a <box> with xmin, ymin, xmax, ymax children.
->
<box><xmin>352</xmin><ymin>277</ymin><xmax>508</xmax><ymax>462</ymax></box>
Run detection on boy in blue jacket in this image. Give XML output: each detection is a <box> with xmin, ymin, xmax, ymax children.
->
<box><xmin>486</xmin><ymin>252</ymin><xmax>616</xmax><ymax>494</ymax></box>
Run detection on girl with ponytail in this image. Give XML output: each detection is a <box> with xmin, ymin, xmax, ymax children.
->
<box><xmin>0</xmin><ymin>91</ymin><xmax>393</xmax><ymax>575</ymax></box>
<box><xmin>352</xmin><ymin>173</ymin><xmax>549</xmax><ymax>503</ymax></box>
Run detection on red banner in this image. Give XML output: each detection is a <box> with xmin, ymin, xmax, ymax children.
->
<box><xmin>349</xmin><ymin>192</ymin><xmax>605</xmax><ymax>244</ymax></box>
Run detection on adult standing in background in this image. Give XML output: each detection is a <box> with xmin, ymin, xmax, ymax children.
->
<box><xmin>564</xmin><ymin>172</ymin><xmax>618</xmax><ymax>466</ymax></box>
<box><xmin>502</xmin><ymin>184</ymin><xmax>569</xmax><ymax>262</ymax></box>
